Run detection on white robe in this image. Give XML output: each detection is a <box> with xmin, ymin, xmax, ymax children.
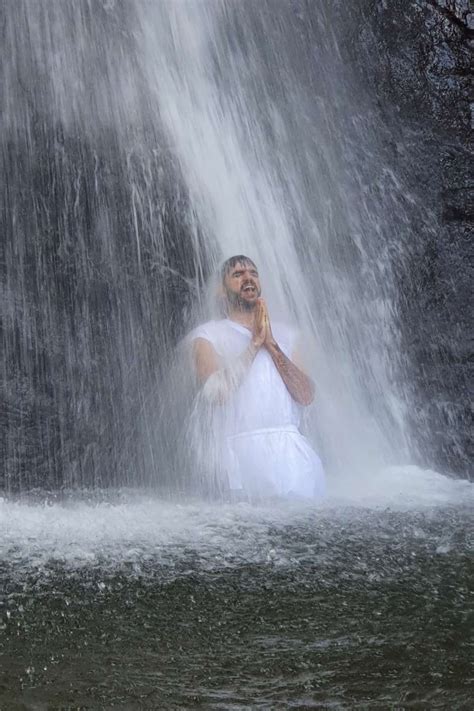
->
<box><xmin>189</xmin><ymin>318</ymin><xmax>326</xmax><ymax>499</ymax></box>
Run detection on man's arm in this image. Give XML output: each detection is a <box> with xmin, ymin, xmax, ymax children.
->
<box><xmin>193</xmin><ymin>336</ymin><xmax>260</xmax><ymax>403</ymax></box>
<box><xmin>259</xmin><ymin>300</ymin><xmax>315</xmax><ymax>406</ymax></box>
<box><xmin>265</xmin><ymin>341</ymin><xmax>315</xmax><ymax>406</ymax></box>
<box><xmin>192</xmin><ymin>304</ymin><xmax>266</xmax><ymax>403</ymax></box>
<box><xmin>193</xmin><ymin>337</ymin><xmax>220</xmax><ymax>383</ymax></box>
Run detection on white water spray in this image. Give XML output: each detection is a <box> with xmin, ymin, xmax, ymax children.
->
<box><xmin>137</xmin><ymin>2</ymin><xmax>412</xmax><ymax>480</ymax></box>
<box><xmin>3</xmin><ymin>0</ymin><xmax>449</xmax><ymax>493</ymax></box>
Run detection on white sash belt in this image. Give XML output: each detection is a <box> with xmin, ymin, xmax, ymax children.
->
<box><xmin>227</xmin><ymin>425</ymin><xmax>300</xmax><ymax>441</ymax></box>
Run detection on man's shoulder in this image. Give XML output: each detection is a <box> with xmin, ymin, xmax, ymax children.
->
<box><xmin>188</xmin><ymin>319</ymin><xmax>228</xmax><ymax>343</ymax></box>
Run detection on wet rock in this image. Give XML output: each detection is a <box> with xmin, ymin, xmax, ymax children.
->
<box><xmin>360</xmin><ymin>1</ymin><xmax>472</xmax><ymax>476</ymax></box>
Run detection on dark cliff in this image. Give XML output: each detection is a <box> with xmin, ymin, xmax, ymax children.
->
<box><xmin>361</xmin><ymin>0</ymin><xmax>472</xmax><ymax>476</ymax></box>
<box><xmin>326</xmin><ymin>0</ymin><xmax>471</xmax><ymax>476</ymax></box>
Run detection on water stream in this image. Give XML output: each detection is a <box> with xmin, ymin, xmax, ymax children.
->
<box><xmin>138</xmin><ymin>0</ymin><xmax>414</xmax><ymax>480</ymax></box>
<box><xmin>3</xmin><ymin>0</ymin><xmax>422</xmax><ymax>491</ymax></box>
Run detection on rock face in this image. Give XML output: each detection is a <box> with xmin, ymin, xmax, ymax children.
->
<box><xmin>351</xmin><ymin>0</ymin><xmax>472</xmax><ymax>476</ymax></box>
<box><xmin>1</xmin><ymin>128</ymin><xmax>200</xmax><ymax>491</ymax></box>
<box><xmin>1</xmin><ymin>1</ymin><xmax>471</xmax><ymax>491</ymax></box>
<box><xmin>0</xmin><ymin>2</ymin><xmax>206</xmax><ymax>491</ymax></box>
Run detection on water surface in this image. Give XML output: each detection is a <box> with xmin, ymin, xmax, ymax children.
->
<box><xmin>1</xmin><ymin>468</ymin><xmax>472</xmax><ymax>707</ymax></box>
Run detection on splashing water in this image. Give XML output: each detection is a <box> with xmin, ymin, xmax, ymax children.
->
<box><xmin>1</xmin><ymin>468</ymin><xmax>472</xmax><ymax>572</ymax></box>
<box><xmin>137</xmin><ymin>1</ymin><xmax>413</xmax><ymax>481</ymax></box>
<box><xmin>1</xmin><ymin>1</ymin><xmax>462</xmax><ymax>493</ymax></box>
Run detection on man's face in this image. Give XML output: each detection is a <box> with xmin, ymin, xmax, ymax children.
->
<box><xmin>223</xmin><ymin>261</ymin><xmax>262</xmax><ymax>311</ymax></box>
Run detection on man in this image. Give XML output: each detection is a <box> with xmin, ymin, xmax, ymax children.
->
<box><xmin>189</xmin><ymin>255</ymin><xmax>325</xmax><ymax>499</ymax></box>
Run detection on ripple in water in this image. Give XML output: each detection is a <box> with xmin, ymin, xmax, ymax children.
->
<box><xmin>1</xmin><ymin>467</ymin><xmax>472</xmax><ymax>707</ymax></box>
<box><xmin>1</xmin><ymin>465</ymin><xmax>471</xmax><ymax>572</ymax></box>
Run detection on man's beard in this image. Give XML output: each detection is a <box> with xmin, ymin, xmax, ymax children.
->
<box><xmin>225</xmin><ymin>286</ymin><xmax>260</xmax><ymax>312</ymax></box>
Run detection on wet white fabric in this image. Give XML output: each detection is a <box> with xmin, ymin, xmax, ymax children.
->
<box><xmin>189</xmin><ymin>318</ymin><xmax>326</xmax><ymax>499</ymax></box>
<box><xmin>226</xmin><ymin>426</ymin><xmax>326</xmax><ymax>498</ymax></box>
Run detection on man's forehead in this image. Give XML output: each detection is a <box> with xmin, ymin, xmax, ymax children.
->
<box><xmin>220</xmin><ymin>255</ymin><xmax>259</xmax><ymax>281</ymax></box>
<box><xmin>229</xmin><ymin>260</ymin><xmax>258</xmax><ymax>272</ymax></box>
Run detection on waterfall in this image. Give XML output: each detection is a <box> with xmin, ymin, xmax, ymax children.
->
<box><xmin>2</xmin><ymin>0</ymin><xmax>417</xmax><ymax>492</ymax></box>
<box><xmin>137</xmin><ymin>1</ymin><xmax>414</xmax><ymax>482</ymax></box>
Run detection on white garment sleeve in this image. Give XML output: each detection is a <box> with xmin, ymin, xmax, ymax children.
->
<box><xmin>188</xmin><ymin>321</ymin><xmax>256</xmax><ymax>403</ymax></box>
<box><xmin>187</xmin><ymin>322</ymin><xmax>228</xmax><ymax>402</ymax></box>
<box><xmin>187</xmin><ymin>322</ymin><xmax>217</xmax><ymax>347</ymax></box>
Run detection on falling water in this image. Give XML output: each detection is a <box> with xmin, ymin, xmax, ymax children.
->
<box><xmin>2</xmin><ymin>0</ymin><xmax>203</xmax><ymax>490</ymax></box>
<box><xmin>137</xmin><ymin>1</ymin><xmax>415</xmax><ymax>484</ymax></box>
<box><xmin>2</xmin><ymin>0</ymin><xmax>424</xmax><ymax>493</ymax></box>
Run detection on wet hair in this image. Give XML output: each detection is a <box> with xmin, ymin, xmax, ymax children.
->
<box><xmin>220</xmin><ymin>255</ymin><xmax>257</xmax><ymax>283</ymax></box>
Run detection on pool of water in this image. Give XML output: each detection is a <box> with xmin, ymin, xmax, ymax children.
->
<box><xmin>1</xmin><ymin>467</ymin><xmax>472</xmax><ymax>708</ymax></box>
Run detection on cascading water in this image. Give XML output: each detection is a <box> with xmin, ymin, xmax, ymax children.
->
<box><xmin>2</xmin><ymin>1</ymin><xmax>204</xmax><ymax>491</ymax></box>
<box><xmin>137</xmin><ymin>1</ymin><xmax>414</xmax><ymax>485</ymax></box>
<box><xmin>2</xmin><ymin>0</ymin><xmax>426</xmax><ymax>493</ymax></box>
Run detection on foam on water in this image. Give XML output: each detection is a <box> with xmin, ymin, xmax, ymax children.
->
<box><xmin>2</xmin><ymin>467</ymin><xmax>471</xmax><ymax>571</ymax></box>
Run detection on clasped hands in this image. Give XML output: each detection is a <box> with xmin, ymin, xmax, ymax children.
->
<box><xmin>251</xmin><ymin>298</ymin><xmax>275</xmax><ymax>350</ymax></box>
